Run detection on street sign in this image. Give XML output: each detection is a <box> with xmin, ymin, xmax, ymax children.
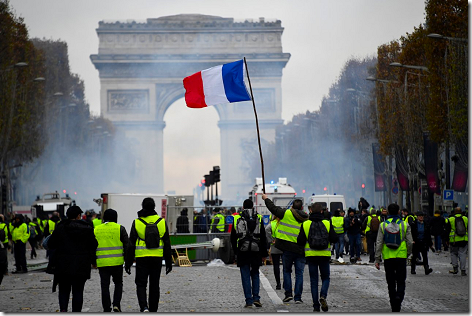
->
<box><xmin>392</xmin><ymin>187</ymin><xmax>398</xmax><ymax>195</ymax></box>
<box><xmin>444</xmin><ymin>190</ymin><xmax>454</xmax><ymax>201</ymax></box>
<box><xmin>262</xmin><ymin>215</ymin><xmax>270</xmax><ymax>225</ymax></box>
<box><xmin>225</xmin><ymin>216</ymin><xmax>234</xmax><ymax>224</ymax></box>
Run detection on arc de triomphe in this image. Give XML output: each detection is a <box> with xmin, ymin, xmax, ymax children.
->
<box><xmin>90</xmin><ymin>14</ymin><xmax>290</xmax><ymax>202</ymax></box>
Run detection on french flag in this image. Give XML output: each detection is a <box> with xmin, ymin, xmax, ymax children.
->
<box><xmin>183</xmin><ymin>59</ymin><xmax>252</xmax><ymax>108</ymax></box>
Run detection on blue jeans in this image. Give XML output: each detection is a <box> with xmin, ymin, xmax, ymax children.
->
<box><xmin>282</xmin><ymin>250</ymin><xmax>306</xmax><ymax>301</ymax></box>
<box><xmin>334</xmin><ymin>233</ymin><xmax>345</xmax><ymax>259</ymax></box>
<box><xmin>348</xmin><ymin>233</ymin><xmax>361</xmax><ymax>258</ymax></box>
<box><xmin>239</xmin><ymin>264</ymin><xmax>260</xmax><ymax>305</ymax></box>
<box><xmin>434</xmin><ymin>235</ymin><xmax>442</xmax><ymax>251</ymax></box>
<box><xmin>308</xmin><ymin>259</ymin><xmax>330</xmax><ymax>309</ymax></box>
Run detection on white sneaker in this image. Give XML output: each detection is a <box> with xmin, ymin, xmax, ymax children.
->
<box><xmin>338</xmin><ymin>257</ymin><xmax>344</xmax><ymax>263</ymax></box>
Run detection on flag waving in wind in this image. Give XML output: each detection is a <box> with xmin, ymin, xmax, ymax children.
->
<box><xmin>183</xmin><ymin>59</ymin><xmax>252</xmax><ymax>108</ymax></box>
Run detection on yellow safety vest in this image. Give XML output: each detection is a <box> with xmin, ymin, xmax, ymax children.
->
<box><xmin>48</xmin><ymin>220</ymin><xmax>56</xmax><ymax>234</ymax></box>
<box><xmin>134</xmin><ymin>215</ymin><xmax>166</xmax><ymax>258</ymax></box>
<box><xmin>36</xmin><ymin>218</ymin><xmax>45</xmax><ymax>233</ymax></box>
<box><xmin>331</xmin><ymin>216</ymin><xmax>344</xmax><ymax>234</ymax></box>
<box><xmin>303</xmin><ymin>219</ymin><xmax>331</xmax><ymax>257</ymax></box>
<box><xmin>380</xmin><ymin>218</ymin><xmax>408</xmax><ymax>260</ymax></box>
<box><xmin>446</xmin><ymin>214</ymin><xmax>468</xmax><ymax>243</ymax></box>
<box><xmin>93</xmin><ymin>218</ymin><xmax>102</xmax><ymax>228</ymax></box>
<box><xmin>0</xmin><ymin>223</ymin><xmax>8</xmax><ymax>243</ymax></box>
<box><xmin>276</xmin><ymin>209</ymin><xmax>303</xmax><ymax>244</ymax></box>
<box><xmin>403</xmin><ymin>215</ymin><xmax>415</xmax><ymax>223</ymax></box>
<box><xmin>365</xmin><ymin>214</ymin><xmax>379</xmax><ymax>233</ymax></box>
<box><xmin>12</xmin><ymin>223</ymin><xmax>30</xmax><ymax>244</ymax></box>
<box><xmin>95</xmin><ymin>222</ymin><xmax>124</xmax><ymax>267</ymax></box>
<box><xmin>212</xmin><ymin>214</ymin><xmax>225</xmax><ymax>232</ymax></box>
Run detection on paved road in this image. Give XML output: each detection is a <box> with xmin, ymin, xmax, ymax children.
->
<box><xmin>1</xmin><ymin>247</ymin><xmax>468</xmax><ymax>313</ymax></box>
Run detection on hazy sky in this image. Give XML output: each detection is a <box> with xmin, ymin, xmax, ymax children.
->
<box><xmin>10</xmin><ymin>0</ymin><xmax>426</xmax><ymax>196</ymax></box>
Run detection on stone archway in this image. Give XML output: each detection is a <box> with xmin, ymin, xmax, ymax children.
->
<box><xmin>90</xmin><ymin>14</ymin><xmax>290</xmax><ymax>202</ymax></box>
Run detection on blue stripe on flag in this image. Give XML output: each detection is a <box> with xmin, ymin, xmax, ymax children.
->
<box><xmin>221</xmin><ymin>60</ymin><xmax>251</xmax><ymax>103</ymax></box>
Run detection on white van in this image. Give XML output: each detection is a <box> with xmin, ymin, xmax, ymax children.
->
<box><xmin>308</xmin><ymin>194</ymin><xmax>346</xmax><ymax>214</ymax></box>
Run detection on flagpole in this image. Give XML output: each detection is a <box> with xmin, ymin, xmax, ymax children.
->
<box><xmin>243</xmin><ymin>57</ymin><xmax>266</xmax><ymax>194</ymax></box>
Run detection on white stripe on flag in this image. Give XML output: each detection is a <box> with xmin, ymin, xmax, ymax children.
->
<box><xmin>202</xmin><ymin>65</ymin><xmax>229</xmax><ymax>106</ymax></box>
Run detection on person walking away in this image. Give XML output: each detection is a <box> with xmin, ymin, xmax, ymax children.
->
<box><xmin>375</xmin><ymin>203</ymin><xmax>413</xmax><ymax>312</ymax></box>
<box><xmin>125</xmin><ymin>197</ymin><xmax>173</xmax><ymax>312</ymax></box>
<box><xmin>210</xmin><ymin>209</ymin><xmax>225</xmax><ymax>233</ymax></box>
<box><xmin>445</xmin><ymin>207</ymin><xmax>468</xmax><ymax>276</ymax></box>
<box><xmin>94</xmin><ymin>209</ymin><xmax>129</xmax><ymax>312</ymax></box>
<box><xmin>231</xmin><ymin>199</ymin><xmax>268</xmax><ymax>308</ymax></box>
<box><xmin>26</xmin><ymin>217</ymin><xmax>40</xmax><ymax>259</ymax></box>
<box><xmin>47</xmin><ymin>206</ymin><xmax>98</xmax><ymax>312</ymax></box>
<box><xmin>331</xmin><ymin>209</ymin><xmax>345</xmax><ymax>262</ymax></box>
<box><xmin>430</xmin><ymin>210</ymin><xmax>445</xmax><ymax>253</ymax></box>
<box><xmin>297</xmin><ymin>202</ymin><xmax>338</xmax><ymax>312</ymax></box>
<box><xmin>176</xmin><ymin>208</ymin><xmax>190</xmax><ymax>233</ymax></box>
<box><xmin>265</xmin><ymin>214</ymin><xmax>283</xmax><ymax>290</ymax></box>
<box><xmin>345</xmin><ymin>208</ymin><xmax>362</xmax><ymax>262</ymax></box>
<box><xmin>11</xmin><ymin>214</ymin><xmax>30</xmax><ymax>273</ymax></box>
<box><xmin>262</xmin><ymin>194</ymin><xmax>308</xmax><ymax>303</ymax></box>
<box><xmin>0</xmin><ymin>214</ymin><xmax>8</xmax><ymax>284</ymax></box>
<box><xmin>46</xmin><ymin>212</ymin><xmax>61</xmax><ymax>236</ymax></box>
<box><xmin>363</xmin><ymin>208</ymin><xmax>380</xmax><ymax>263</ymax></box>
<box><xmin>410</xmin><ymin>211</ymin><xmax>433</xmax><ymax>275</ymax></box>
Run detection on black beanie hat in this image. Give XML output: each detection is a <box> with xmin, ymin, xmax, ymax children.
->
<box><xmin>243</xmin><ymin>199</ymin><xmax>253</xmax><ymax>209</ymax></box>
<box><xmin>103</xmin><ymin>209</ymin><xmax>118</xmax><ymax>223</ymax></box>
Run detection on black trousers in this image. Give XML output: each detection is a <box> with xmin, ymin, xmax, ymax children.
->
<box><xmin>135</xmin><ymin>257</ymin><xmax>163</xmax><ymax>312</ymax></box>
<box><xmin>29</xmin><ymin>239</ymin><xmax>37</xmax><ymax>258</ymax></box>
<box><xmin>99</xmin><ymin>265</ymin><xmax>123</xmax><ymax>311</ymax></box>
<box><xmin>58</xmin><ymin>277</ymin><xmax>87</xmax><ymax>312</ymax></box>
<box><xmin>384</xmin><ymin>258</ymin><xmax>407</xmax><ymax>312</ymax></box>
<box><xmin>366</xmin><ymin>232</ymin><xmax>377</xmax><ymax>262</ymax></box>
<box><xmin>13</xmin><ymin>241</ymin><xmax>27</xmax><ymax>271</ymax></box>
<box><xmin>411</xmin><ymin>240</ymin><xmax>429</xmax><ymax>271</ymax></box>
<box><xmin>0</xmin><ymin>247</ymin><xmax>7</xmax><ymax>285</ymax></box>
<box><xmin>271</xmin><ymin>253</ymin><xmax>282</xmax><ymax>286</ymax></box>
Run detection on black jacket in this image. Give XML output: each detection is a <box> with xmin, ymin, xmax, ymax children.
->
<box><xmin>176</xmin><ymin>215</ymin><xmax>190</xmax><ymax>233</ymax></box>
<box><xmin>430</xmin><ymin>215</ymin><xmax>446</xmax><ymax>237</ymax></box>
<box><xmin>411</xmin><ymin>220</ymin><xmax>433</xmax><ymax>247</ymax></box>
<box><xmin>297</xmin><ymin>212</ymin><xmax>338</xmax><ymax>262</ymax></box>
<box><xmin>125</xmin><ymin>209</ymin><xmax>172</xmax><ymax>269</ymax></box>
<box><xmin>263</xmin><ymin>198</ymin><xmax>308</xmax><ymax>255</ymax></box>
<box><xmin>345</xmin><ymin>215</ymin><xmax>362</xmax><ymax>235</ymax></box>
<box><xmin>230</xmin><ymin>213</ymin><xmax>268</xmax><ymax>267</ymax></box>
<box><xmin>48</xmin><ymin>219</ymin><xmax>98</xmax><ymax>280</ymax></box>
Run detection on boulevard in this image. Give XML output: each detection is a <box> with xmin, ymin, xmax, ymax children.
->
<box><xmin>1</xmin><ymin>248</ymin><xmax>468</xmax><ymax>313</ymax></box>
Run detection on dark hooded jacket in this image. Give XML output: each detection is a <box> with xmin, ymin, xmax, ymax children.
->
<box><xmin>263</xmin><ymin>198</ymin><xmax>308</xmax><ymax>255</ymax></box>
<box><xmin>176</xmin><ymin>209</ymin><xmax>190</xmax><ymax>233</ymax></box>
<box><xmin>297</xmin><ymin>212</ymin><xmax>338</xmax><ymax>262</ymax></box>
<box><xmin>47</xmin><ymin>219</ymin><xmax>98</xmax><ymax>281</ymax></box>
<box><xmin>125</xmin><ymin>208</ymin><xmax>172</xmax><ymax>268</ymax></box>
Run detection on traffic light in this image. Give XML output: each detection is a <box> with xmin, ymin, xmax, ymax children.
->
<box><xmin>213</xmin><ymin>166</ymin><xmax>220</xmax><ymax>182</ymax></box>
<box><xmin>204</xmin><ymin>174</ymin><xmax>212</xmax><ymax>187</ymax></box>
<box><xmin>361</xmin><ymin>183</ymin><xmax>365</xmax><ymax>189</ymax></box>
<box><xmin>302</xmin><ymin>189</ymin><xmax>306</xmax><ymax>194</ymax></box>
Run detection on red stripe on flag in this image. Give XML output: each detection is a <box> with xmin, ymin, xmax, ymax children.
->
<box><xmin>183</xmin><ymin>71</ymin><xmax>207</xmax><ymax>108</ymax></box>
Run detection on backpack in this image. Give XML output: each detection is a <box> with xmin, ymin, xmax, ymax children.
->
<box><xmin>0</xmin><ymin>226</ymin><xmax>5</xmax><ymax>243</ymax></box>
<box><xmin>370</xmin><ymin>215</ymin><xmax>380</xmax><ymax>232</ymax></box>
<box><xmin>307</xmin><ymin>221</ymin><xmax>329</xmax><ymax>250</ymax></box>
<box><xmin>236</xmin><ymin>209</ymin><xmax>260</xmax><ymax>252</ymax></box>
<box><xmin>29</xmin><ymin>224</ymin><xmax>37</xmax><ymax>239</ymax></box>
<box><xmin>455</xmin><ymin>216</ymin><xmax>467</xmax><ymax>237</ymax></box>
<box><xmin>138</xmin><ymin>217</ymin><xmax>163</xmax><ymax>249</ymax></box>
<box><xmin>383</xmin><ymin>219</ymin><xmax>405</xmax><ymax>249</ymax></box>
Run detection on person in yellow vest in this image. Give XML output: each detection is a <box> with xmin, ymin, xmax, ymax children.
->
<box><xmin>46</xmin><ymin>211</ymin><xmax>61</xmax><ymax>236</ymax></box>
<box><xmin>210</xmin><ymin>209</ymin><xmax>225</xmax><ymax>233</ymax></box>
<box><xmin>375</xmin><ymin>203</ymin><xmax>413</xmax><ymax>312</ymax></box>
<box><xmin>231</xmin><ymin>199</ymin><xmax>268</xmax><ymax>308</ymax></box>
<box><xmin>331</xmin><ymin>209</ymin><xmax>345</xmax><ymax>262</ymax></box>
<box><xmin>0</xmin><ymin>214</ymin><xmax>9</xmax><ymax>283</ymax></box>
<box><xmin>47</xmin><ymin>205</ymin><xmax>98</xmax><ymax>312</ymax></box>
<box><xmin>445</xmin><ymin>207</ymin><xmax>468</xmax><ymax>276</ymax></box>
<box><xmin>125</xmin><ymin>197</ymin><xmax>173</xmax><ymax>312</ymax></box>
<box><xmin>92</xmin><ymin>211</ymin><xmax>102</xmax><ymax>228</ymax></box>
<box><xmin>262</xmin><ymin>193</ymin><xmax>308</xmax><ymax>303</ymax></box>
<box><xmin>265</xmin><ymin>214</ymin><xmax>283</xmax><ymax>290</ymax></box>
<box><xmin>11</xmin><ymin>214</ymin><xmax>30</xmax><ymax>274</ymax></box>
<box><xmin>94</xmin><ymin>209</ymin><xmax>129</xmax><ymax>312</ymax></box>
<box><xmin>297</xmin><ymin>202</ymin><xmax>338</xmax><ymax>312</ymax></box>
<box><xmin>363</xmin><ymin>208</ymin><xmax>380</xmax><ymax>263</ymax></box>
